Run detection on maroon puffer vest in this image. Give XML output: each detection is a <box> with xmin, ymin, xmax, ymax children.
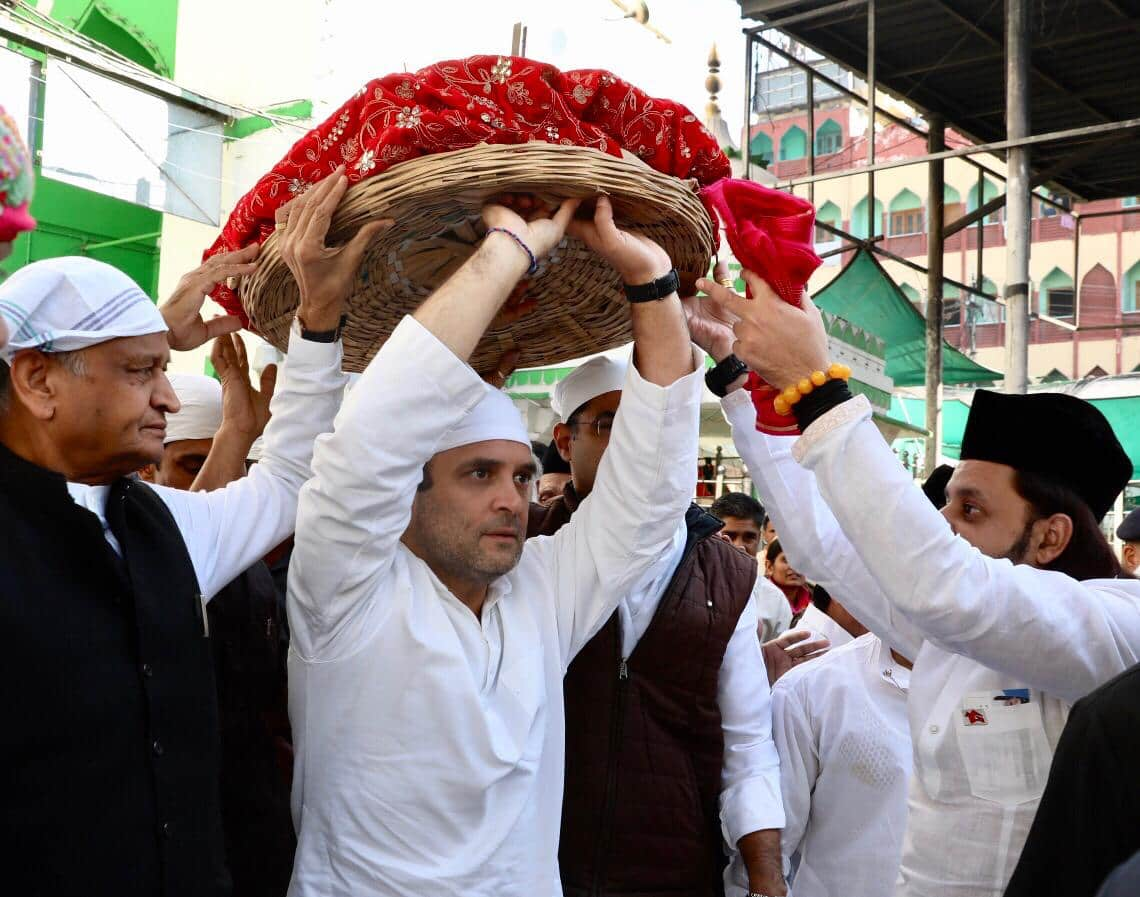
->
<box><xmin>529</xmin><ymin>488</ymin><xmax>757</xmax><ymax>897</ymax></box>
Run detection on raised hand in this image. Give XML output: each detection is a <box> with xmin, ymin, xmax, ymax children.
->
<box><xmin>761</xmin><ymin>628</ymin><xmax>830</xmax><ymax>686</ymax></box>
<box><xmin>481</xmin><ymin>194</ymin><xmax>581</xmax><ymax>262</ymax></box>
<box><xmin>210</xmin><ymin>333</ymin><xmax>277</xmax><ymax>441</ymax></box>
<box><xmin>482</xmin><ymin>349</ymin><xmax>521</xmax><ymax>391</ymax></box>
<box><xmin>697</xmin><ymin>269</ymin><xmax>830</xmax><ymax>391</ymax></box>
<box><xmin>279</xmin><ymin>164</ymin><xmax>395</xmax><ymax>331</ymax></box>
<box><xmin>566</xmin><ymin>195</ymin><xmax>671</xmax><ymax>285</ymax></box>
<box><xmin>682</xmin><ymin>261</ymin><xmax>740</xmax><ymax>361</ymax></box>
<box><xmin>161</xmin><ymin>244</ymin><xmax>259</xmax><ymax>351</ymax></box>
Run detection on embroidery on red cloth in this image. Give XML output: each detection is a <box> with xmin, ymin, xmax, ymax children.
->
<box><xmin>204</xmin><ymin>55</ymin><xmax>731</xmax><ymax>322</ymax></box>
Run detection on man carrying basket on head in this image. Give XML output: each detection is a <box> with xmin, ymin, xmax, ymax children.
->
<box><xmin>284</xmin><ymin>189</ymin><xmax>707</xmax><ymax>896</ymax></box>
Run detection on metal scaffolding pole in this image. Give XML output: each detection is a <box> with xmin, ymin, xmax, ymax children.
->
<box><xmin>1004</xmin><ymin>0</ymin><xmax>1032</xmax><ymax>393</ymax></box>
<box><xmin>866</xmin><ymin>0</ymin><xmax>877</xmax><ymax>239</ymax></box>
<box><xmin>926</xmin><ymin>116</ymin><xmax>945</xmax><ymax>476</ymax></box>
<box><xmin>743</xmin><ymin>34</ymin><xmax>754</xmax><ymax>178</ymax></box>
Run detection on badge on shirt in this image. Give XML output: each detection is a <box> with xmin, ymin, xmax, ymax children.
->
<box><xmin>961</xmin><ymin>689</ymin><xmax>1032</xmax><ymax>727</ymax></box>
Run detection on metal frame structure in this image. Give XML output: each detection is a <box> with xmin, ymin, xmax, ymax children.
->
<box><xmin>740</xmin><ymin>0</ymin><xmax>1140</xmax><ymax>474</ymax></box>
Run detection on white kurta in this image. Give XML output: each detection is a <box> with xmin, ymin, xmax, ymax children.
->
<box><xmin>752</xmin><ymin>574</ymin><xmax>793</xmax><ymax>642</ymax></box>
<box><xmin>724</xmin><ymin>389</ymin><xmax>1140</xmax><ymax>897</ymax></box>
<box><xmin>66</xmin><ymin>323</ymin><xmax>344</xmax><ymax>596</ymax></box>
<box><xmin>285</xmin><ymin>316</ymin><xmax>704</xmax><ymax>897</ymax></box>
<box><xmin>766</xmin><ymin>633</ymin><xmax>909</xmax><ymax>897</ymax></box>
<box><xmin>793</xmin><ymin>602</ymin><xmax>854</xmax><ymax>650</ymax></box>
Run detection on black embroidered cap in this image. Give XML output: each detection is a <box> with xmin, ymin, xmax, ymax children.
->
<box><xmin>959</xmin><ymin>389</ymin><xmax>1131</xmax><ymax>521</ymax></box>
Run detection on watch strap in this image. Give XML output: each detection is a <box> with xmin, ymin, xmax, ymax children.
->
<box><xmin>298</xmin><ymin>313</ymin><xmax>347</xmax><ymax>343</ymax></box>
<box><xmin>705</xmin><ymin>353</ymin><xmax>749</xmax><ymax>397</ymax></box>
<box><xmin>623</xmin><ymin>268</ymin><xmax>680</xmax><ymax>303</ymax></box>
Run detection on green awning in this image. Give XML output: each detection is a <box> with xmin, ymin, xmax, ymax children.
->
<box><xmin>813</xmin><ymin>250</ymin><xmax>1002</xmax><ymax>387</ymax></box>
<box><xmin>892</xmin><ymin>393</ymin><xmax>1140</xmax><ymax>481</ymax></box>
<box><xmin>1088</xmin><ymin>397</ymin><xmax>1140</xmax><ymax>481</ymax></box>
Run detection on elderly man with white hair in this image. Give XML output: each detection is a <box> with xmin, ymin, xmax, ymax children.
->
<box><xmin>0</xmin><ymin>167</ymin><xmax>384</xmax><ymax>897</ymax></box>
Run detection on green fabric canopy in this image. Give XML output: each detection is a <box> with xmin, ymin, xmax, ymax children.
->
<box><xmin>813</xmin><ymin>250</ymin><xmax>1001</xmax><ymax>387</ymax></box>
<box><xmin>892</xmin><ymin>394</ymin><xmax>1140</xmax><ymax>481</ymax></box>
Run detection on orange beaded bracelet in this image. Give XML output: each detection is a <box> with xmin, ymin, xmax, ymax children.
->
<box><xmin>773</xmin><ymin>363</ymin><xmax>852</xmax><ymax>416</ymax></box>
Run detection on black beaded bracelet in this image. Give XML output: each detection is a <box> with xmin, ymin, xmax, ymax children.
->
<box><xmin>792</xmin><ymin>378</ymin><xmax>854</xmax><ymax>431</ymax></box>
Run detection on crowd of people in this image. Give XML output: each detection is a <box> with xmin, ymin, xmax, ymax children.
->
<box><xmin>3</xmin><ymin>147</ymin><xmax>1140</xmax><ymax>897</ymax></box>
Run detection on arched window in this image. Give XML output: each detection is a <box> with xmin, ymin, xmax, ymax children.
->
<box><xmin>815</xmin><ymin>119</ymin><xmax>842</xmax><ymax>156</ymax></box>
<box><xmin>967</xmin><ymin>177</ymin><xmax>1001</xmax><ymax>225</ymax></box>
<box><xmin>888</xmin><ymin>188</ymin><xmax>924</xmax><ymax>236</ymax></box>
<box><xmin>779</xmin><ymin>125</ymin><xmax>807</xmax><ymax>162</ymax></box>
<box><xmin>1038</xmin><ymin>267</ymin><xmax>1074</xmax><ymax>318</ymax></box>
<box><xmin>943</xmin><ymin>184</ymin><xmax>963</xmax><ymax>226</ymax></box>
<box><xmin>851</xmin><ymin>196</ymin><xmax>884</xmax><ymax>239</ymax></box>
<box><xmin>814</xmin><ymin>200</ymin><xmax>841</xmax><ymax>243</ymax></box>
<box><xmin>1123</xmin><ymin>259</ymin><xmax>1140</xmax><ymax>312</ymax></box>
<box><xmin>749</xmin><ymin>131</ymin><xmax>774</xmax><ymax>167</ymax></box>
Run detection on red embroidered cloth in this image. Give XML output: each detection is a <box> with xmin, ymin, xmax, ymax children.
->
<box><xmin>204</xmin><ymin>55</ymin><xmax>730</xmax><ymax>319</ymax></box>
<box><xmin>699</xmin><ymin>178</ymin><xmax>821</xmax><ymax>436</ymax></box>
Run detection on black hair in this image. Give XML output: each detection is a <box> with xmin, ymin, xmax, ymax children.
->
<box><xmin>812</xmin><ymin>584</ymin><xmax>832</xmax><ymax>613</ymax></box>
<box><xmin>417</xmin><ymin>461</ymin><xmax>433</xmax><ymax>493</ymax></box>
<box><xmin>710</xmin><ymin>492</ymin><xmax>765</xmax><ymax>527</ymax></box>
<box><xmin>1013</xmin><ymin>470</ymin><xmax>1131</xmax><ymax>581</ymax></box>
<box><xmin>765</xmin><ymin>538</ymin><xmax>784</xmax><ymax>564</ymax></box>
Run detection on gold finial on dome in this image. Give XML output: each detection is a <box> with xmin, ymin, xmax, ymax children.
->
<box><xmin>705</xmin><ymin>42</ymin><xmax>722</xmax><ymax>121</ymax></box>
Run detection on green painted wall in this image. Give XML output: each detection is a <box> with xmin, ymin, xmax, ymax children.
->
<box><xmin>7</xmin><ymin>1</ymin><xmax>181</xmax><ymax>294</ymax></box>
<box><xmin>38</xmin><ymin>0</ymin><xmax>178</xmax><ymax>75</ymax></box>
<box><xmin>2</xmin><ymin>176</ymin><xmax>162</xmax><ymax>296</ymax></box>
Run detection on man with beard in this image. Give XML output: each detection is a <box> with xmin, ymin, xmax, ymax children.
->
<box><xmin>284</xmin><ymin>195</ymin><xmax>705</xmax><ymax>896</ymax></box>
<box><xmin>685</xmin><ymin>270</ymin><xmax>1140</xmax><ymax>897</ymax></box>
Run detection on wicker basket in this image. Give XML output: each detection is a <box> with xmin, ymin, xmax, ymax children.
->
<box><xmin>237</xmin><ymin>141</ymin><xmax>715</xmax><ymax>374</ymax></box>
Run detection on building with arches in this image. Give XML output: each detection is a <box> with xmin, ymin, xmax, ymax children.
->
<box><xmin>747</xmin><ymin>60</ymin><xmax>1140</xmax><ymax>381</ymax></box>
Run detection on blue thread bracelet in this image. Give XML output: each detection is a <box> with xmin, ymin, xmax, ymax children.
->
<box><xmin>485</xmin><ymin>226</ymin><xmax>538</xmax><ymax>275</ymax></box>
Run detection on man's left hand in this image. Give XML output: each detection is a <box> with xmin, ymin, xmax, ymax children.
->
<box><xmin>161</xmin><ymin>244</ymin><xmax>259</xmax><ymax>351</ymax></box>
<box><xmin>568</xmin><ymin>195</ymin><xmax>672</xmax><ymax>285</ymax></box>
<box><xmin>279</xmin><ymin>164</ymin><xmax>395</xmax><ymax>332</ymax></box>
<box><xmin>696</xmin><ymin>270</ymin><xmax>830</xmax><ymax>391</ymax></box>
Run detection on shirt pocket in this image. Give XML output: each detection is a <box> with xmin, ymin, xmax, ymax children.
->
<box><xmin>954</xmin><ymin>691</ymin><xmax>1052</xmax><ymax>806</ymax></box>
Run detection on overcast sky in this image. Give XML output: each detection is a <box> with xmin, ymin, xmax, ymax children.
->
<box><xmin>318</xmin><ymin>0</ymin><xmax>756</xmax><ymax>145</ymax></box>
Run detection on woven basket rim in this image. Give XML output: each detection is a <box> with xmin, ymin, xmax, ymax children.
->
<box><xmin>238</xmin><ymin>141</ymin><xmax>714</xmax><ymax>374</ymax></box>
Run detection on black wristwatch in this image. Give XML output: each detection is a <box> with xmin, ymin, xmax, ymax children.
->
<box><xmin>705</xmin><ymin>353</ymin><xmax>749</xmax><ymax>397</ymax></box>
<box><xmin>297</xmin><ymin>313</ymin><xmax>347</xmax><ymax>343</ymax></box>
<box><xmin>623</xmin><ymin>268</ymin><xmax>680</xmax><ymax>303</ymax></box>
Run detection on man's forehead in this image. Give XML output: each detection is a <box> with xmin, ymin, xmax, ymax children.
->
<box><xmin>584</xmin><ymin>390</ymin><xmax>622</xmax><ymax>414</ymax></box>
<box><xmin>435</xmin><ymin>439</ymin><xmax>534</xmax><ymax>465</ymax></box>
<box><xmin>721</xmin><ymin>516</ymin><xmax>761</xmax><ymax>531</ymax></box>
<box><xmin>104</xmin><ymin>332</ymin><xmax>171</xmax><ymax>363</ymax></box>
<box><xmin>948</xmin><ymin>459</ymin><xmax>1017</xmax><ymax>494</ymax></box>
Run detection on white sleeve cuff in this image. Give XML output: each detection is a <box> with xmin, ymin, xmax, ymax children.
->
<box><xmin>721</xmin><ymin>775</ymin><xmax>787</xmax><ymax>846</ymax></box>
<box><xmin>792</xmin><ymin>394</ymin><xmax>873</xmax><ymax>464</ymax></box>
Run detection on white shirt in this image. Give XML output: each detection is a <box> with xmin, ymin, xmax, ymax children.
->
<box><xmin>65</xmin><ymin>325</ymin><xmax>344</xmax><ymax>599</ymax></box>
<box><xmin>794</xmin><ymin>602</ymin><xmax>853</xmax><ymax>650</ymax></box>
<box><xmin>285</xmin><ymin>317</ymin><xmax>705</xmax><ymax>897</ymax></box>
<box><xmin>724</xmin><ymin>389</ymin><xmax>1140</xmax><ymax>897</ymax></box>
<box><xmin>752</xmin><ymin>574</ymin><xmax>793</xmax><ymax>642</ymax></box>
<box><xmin>727</xmin><ymin>633</ymin><xmax>911</xmax><ymax>897</ymax></box>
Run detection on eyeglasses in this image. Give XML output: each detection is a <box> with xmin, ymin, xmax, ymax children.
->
<box><xmin>570</xmin><ymin>416</ymin><xmax>615</xmax><ymax>438</ymax></box>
